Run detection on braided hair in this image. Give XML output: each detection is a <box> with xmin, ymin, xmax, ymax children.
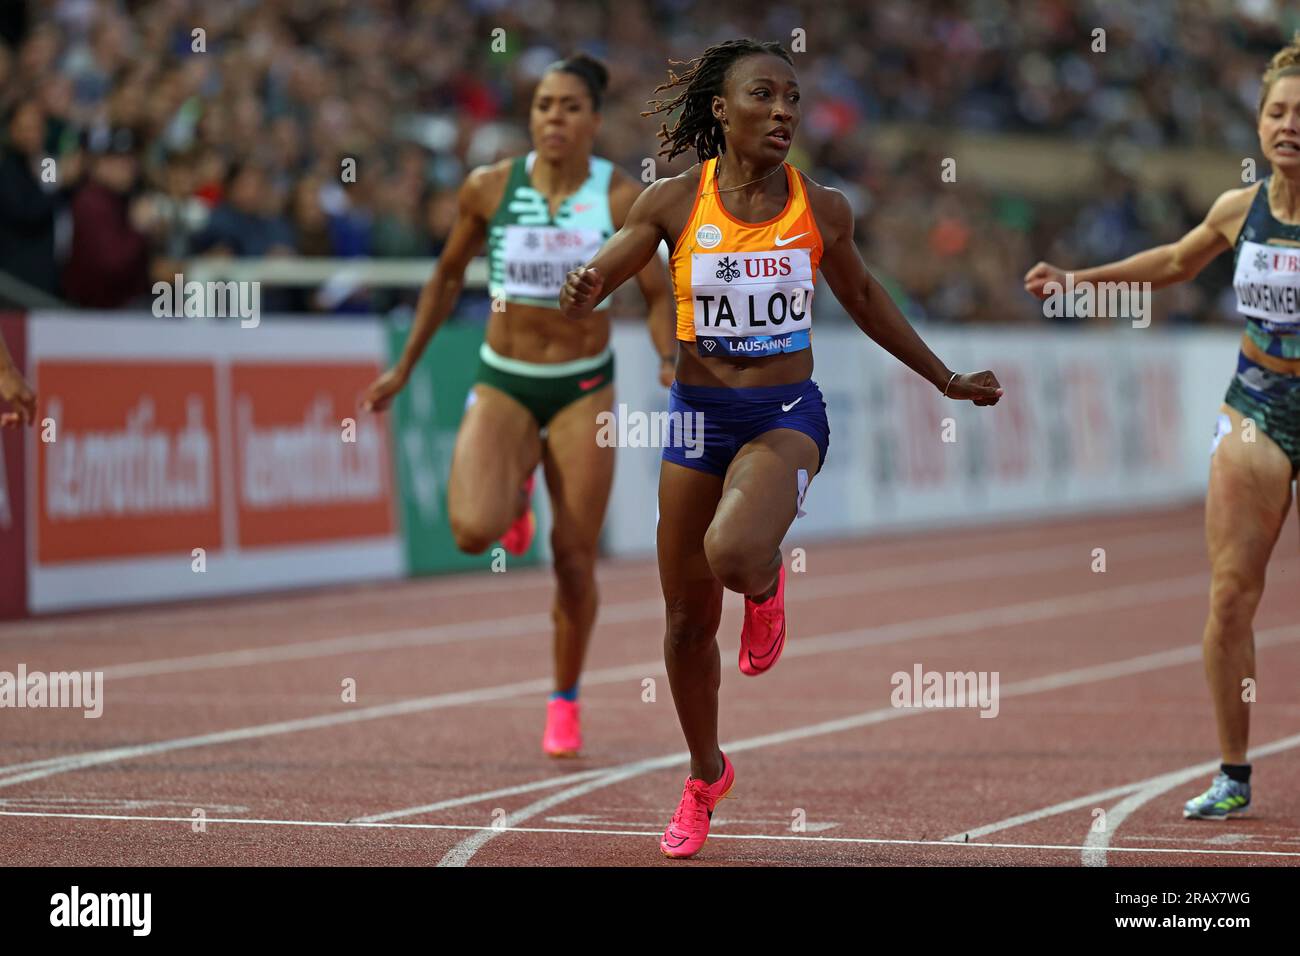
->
<box><xmin>642</xmin><ymin>39</ymin><xmax>793</xmax><ymax>163</ymax></box>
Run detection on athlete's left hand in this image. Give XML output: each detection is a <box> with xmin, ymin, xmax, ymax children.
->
<box><xmin>658</xmin><ymin>356</ymin><xmax>674</xmax><ymax>388</ymax></box>
<box><xmin>944</xmin><ymin>370</ymin><xmax>1002</xmax><ymax>406</ymax></box>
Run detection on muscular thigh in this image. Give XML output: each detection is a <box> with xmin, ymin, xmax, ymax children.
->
<box><xmin>1206</xmin><ymin>404</ymin><xmax>1293</xmax><ymax>576</ymax></box>
<box><xmin>710</xmin><ymin>428</ymin><xmax>822</xmax><ymax>556</ymax></box>
<box><xmin>541</xmin><ymin>383</ymin><xmax>616</xmax><ymax>553</ymax></box>
<box><xmin>447</xmin><ymin>384</ymin><xmax>542</xmax><ymax>528</ymax></box>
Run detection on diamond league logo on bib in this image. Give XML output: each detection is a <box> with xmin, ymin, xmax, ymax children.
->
<box><xmin>695</xmin><ymin>224</ymin><xmax>722</xmax><ymax>249</ymax></box>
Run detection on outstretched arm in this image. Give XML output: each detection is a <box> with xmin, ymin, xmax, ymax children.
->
<box><xmin>561</xmin><ymin>178</ymin><xmax>673</xmax><ymax>319</ymax></box>
<box><xmin>1024</xmin><ymin>186</ymin><xmax>1248</xmax><ymax>297</ymax></box>
<box><xmin>364</xmin><ymin>169</ymin><xmax>491</xmax><ymax>412</ymax></box>
<box><xmin>817</xmin><ymin>187</ymin><xmax>1001</xmax><ymax>405</ymax></box>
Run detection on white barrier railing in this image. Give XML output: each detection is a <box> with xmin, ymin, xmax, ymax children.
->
<box><xmin>182</xmin><ymin>256</ymin><xmax>483</xmax><ymax>287</ymax></box>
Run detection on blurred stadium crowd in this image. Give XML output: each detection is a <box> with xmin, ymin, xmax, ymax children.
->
<box><xmin>0</xmin><ymin>0</ymin><xmax>1294</xmax><ymax>322</ymax></box>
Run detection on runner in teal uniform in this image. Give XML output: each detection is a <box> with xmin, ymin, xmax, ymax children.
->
<box><xmin>1025</xmin><ymin>34</ymin><xmax>1300</xmax><ymax>821</ymax></box>
<box><xmin>366</xmin><ymin>53</ymin><xmax>675</xmax><ymax>757</ymax></box>
<box><xmin>476</xmin><ymin>149</ymin><xmax>620</xmax><ymax>422</ymax></box>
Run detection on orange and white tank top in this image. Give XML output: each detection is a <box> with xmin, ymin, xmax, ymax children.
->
<box><xmin>670</xmin><ymin>156</ymin><xmax>823</xmax><ymax>357</ymax></box>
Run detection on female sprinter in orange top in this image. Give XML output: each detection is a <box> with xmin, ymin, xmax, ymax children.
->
<box><xmin>366</xmin><ymin>54</ymin><xmax>675</xmax><ymax>758</ymax></box>
<box><xmin>561</xmin><ymin>38</ymin><xmax>1003</xmax><ymax>858</ymax></box>
<box><xmin>1026</xmin><ymin>35</ymin><xmax>1300</xmax><ymax>822</ymax></box>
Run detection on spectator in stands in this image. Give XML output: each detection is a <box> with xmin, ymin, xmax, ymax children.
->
<box><xmin>372</xmin><ymin>173</ymin><xmax>425</xmax><ymax>259</ymax></box>
<box><xmin>134</xmin><ymin>147</ymin><xmax>210</xmax><ymax>282</ymax></box>
<box><xmin>1</xmin><ymin>0</ymin><xmax>1290</xmax><ymax>323</ymax></box>
<box><xmin>190</xmin><ymin>160</ymin><xmax>294</xmax><ymax>257</ymax></box>
<box><xmin>61</xmin><ymin>125</ymin><xmax>150</xmax><ymax>308</ymax></box>
<box><xmin>423</xmin><ymin>186</ymin><xmax>458</xmax><ymax>258</ymax></box>
<box><xmin>0</xmin><ymin>99</ymin><xmax>75</xmax><ymax>298</ymax></box>
<box><xmin>291</xmin><ymin>174</ymin><xmax>334</xmax><ymax>257</ymax></box>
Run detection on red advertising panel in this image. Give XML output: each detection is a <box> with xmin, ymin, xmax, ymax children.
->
<box><xmin>35</xmin><ymin>361</ymin><xmax>223</xmax><ymax>563</ymax></box>
<box><xmin>229</xmin><ymin>362</ymin><xmax>395</xmax><ymax>548</ymax></box>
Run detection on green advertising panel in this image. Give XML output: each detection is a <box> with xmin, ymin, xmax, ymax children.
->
<box><xmin>386</xmin><ymin>319</ymin><xmax>540</xmax><ymax>574</ymax></box>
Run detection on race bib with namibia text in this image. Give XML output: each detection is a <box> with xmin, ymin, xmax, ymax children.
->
<box><xmin>501</xmin><ymin>225</ymin><xmax>604</xmax><ymax>301</ymax></box>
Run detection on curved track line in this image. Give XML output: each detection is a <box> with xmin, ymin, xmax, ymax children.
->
<box><xmin>352</xmin><ymin>573</ymin><xmax>1211</xmax><ymax>825</ymax></box>
<box><xmin>434</xmin><ymin>629</ymin><xmax>1300</xmax><ymax>865</ymax></box>
<box><xmin>348</xmin><ymin>769</ymin><xmax>614</xmax><ymax>823</ymax></box>
<box><xmin>1080</xmin><ymin>730</ymin><xmax>1300</xmax><ymax>866</ymax></box>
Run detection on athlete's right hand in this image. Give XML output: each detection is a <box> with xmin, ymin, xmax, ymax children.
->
<box><xmin>362</xmin><ymin>366</ymin><xmax>408</xmax><ymax>413</ymax></box>
<box><xmin>560</xmin><ymin>267</ymin><xmax>603</xmax><ymax>319</ymax></box>
<box><xmin>0</xmin><ymin>364</ymin><xmax>36</xmax><ymax>428</ymax></box>
<box><xmin>1023</xmin><ymin>261</ymin><xmax>1065</xmax><ymax>300</ymax></box>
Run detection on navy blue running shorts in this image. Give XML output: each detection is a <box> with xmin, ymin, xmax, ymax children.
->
<box><xmin>661</xmin><ymin>379</ymin><xmax>830</xmax><ymax>477</ymax></box>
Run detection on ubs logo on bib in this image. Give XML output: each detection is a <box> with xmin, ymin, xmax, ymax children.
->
<box><xmin>696</xmin><ymin>224</ymin><xmax>722</xmax><ymax>249</ymax></box>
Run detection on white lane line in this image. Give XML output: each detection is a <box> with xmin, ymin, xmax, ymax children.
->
<box><xmin>350</xmin><ymin>572</ymin><xmax>1211</xmax><ymax>827</ymax></box>
<box><xmin>0</xmin><ymin>796</ymin><xmax>249</xmax><ymax>812</ymax></box>
<box><xmin>0</xmin><ymin>569</ymin><xmax>1210</xmax><ymax>783</ymax></box>
<box><xmin>941</xmin><ymin>628</ymin><xmax>1300</xmax><ymax>846</ymax></box>
<box><xmin>0</xmin><ymin>671</ymin><xmax>579</xmax><ymax>782</ymax></box>
<box><xmin>0</xmin><ymin>561</ymin><xmax>661</xmax><ymax>642</ymax></box>
<box><xmin>432</xmin><ymin>624</ymin><xmax>1300</xmax><ymax>866</ymax></box>
<box><xmin>1080</xmin><ymin>730</ymin><xmax>1300</xmax><ymax>867</ymax></box>
<box><xmin>347</xmin><ymin>770</ymin><xmax>615</xmax><ymax>823</ymax></box>
<box><xmin>543</xmin><ymin>813</ymin><xmax>841</xmax><ymax>830</ymax></box>
<box><xmin>11</xmin><ymin>526</ymin><xmax>1198</xmax><ymax>683</ymax></box>
<box><xmin>436</xmin><ymin>764</ymin><xmax>662</xmax><ymax>865</ymax></box>
<box><xmin>0</xmin><ymin>520</ymin><xmax>1198</xmax><ymax>643</ymax></box>
<box><xmin>91</xmin><ymin>602</ymin><xmax>661</xmax><ymax>680</ymax></box>
<box><xmin>408</xmin><ymin>616</ymin><xmax>1245</xmax><ymax>833</ymax></box>
<box><xmin>5</xmin><ymin>810</ymin><xmax>1296</xmax><ymax>860</ymax></box>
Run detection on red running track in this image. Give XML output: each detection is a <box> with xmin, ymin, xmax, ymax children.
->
<box><xmin>1</xmin><ymin>503</ymin><xmax>1298</xmax><ymax>867</ymax></box>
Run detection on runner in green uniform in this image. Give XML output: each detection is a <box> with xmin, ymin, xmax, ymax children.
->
<box><xmin>365</xmin><ymin>53</ymin><xmax>675</xmax><ymax>757</ymax></box>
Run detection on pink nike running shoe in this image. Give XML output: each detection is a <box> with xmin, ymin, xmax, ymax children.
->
<box><xmin>542</xmin><ymin>698</ymin><xmax>581</xmax><ymax>757</ymax></box>
<box><xmin>660</xmin><ymin>753</ymin><xmax>735</xmax><ymax>859</ymax></box>
<box><xmin>739</xmin><ymin>563</ymin><xmax>786</xmax><ymax>676</ymax></box>
<box><xmin>500</xmin><ymin>473</ymin><xmax>536</xmax><ymax>557</ymax></box>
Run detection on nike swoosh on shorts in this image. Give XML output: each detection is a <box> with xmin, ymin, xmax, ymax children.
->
<box><xmin>781</xmin><ymin>396</ymin><xmax>803</xmax><ymax>411</ymax></box>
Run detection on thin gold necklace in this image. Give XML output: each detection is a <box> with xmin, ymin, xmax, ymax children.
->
<box><xmin>701</xmin><ymin>159</ymin><xmax>784</xmax><ymax>196</ymax></box>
